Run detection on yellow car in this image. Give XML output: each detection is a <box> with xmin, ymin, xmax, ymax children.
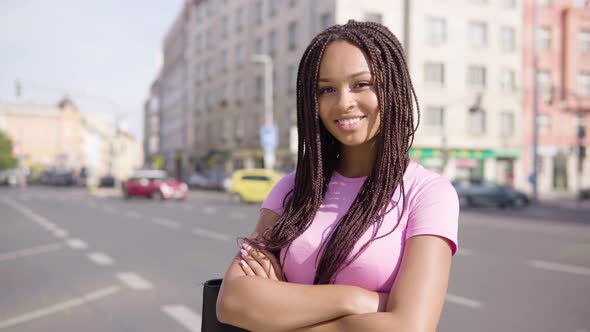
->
<box><xmin>229</xmin><ymin>168</ymin><xmax>282</xmax><ymax>203</ymax></box>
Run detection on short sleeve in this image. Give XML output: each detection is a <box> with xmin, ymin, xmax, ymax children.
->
<box><xmin>260</xmin><ymin>172</ymin><xmax>296</xmax><ymax>216</ymax></box>
<box><xmin>405</xmin><ymin>177</ymin><xmax>459</xmax><ymax>255</ymax></box>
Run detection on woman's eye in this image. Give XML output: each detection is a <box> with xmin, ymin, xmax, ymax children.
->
<box><xmin>355</xmin><ymin>82</ymin><xmax>372</xmax><ymax>88</ymax></box>
<box><xmin>318</xmin><ymin>87</ymin><xmax>334</xmax><ymax>94</ymax></box>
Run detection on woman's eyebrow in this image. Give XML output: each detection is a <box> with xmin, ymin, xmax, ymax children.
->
<box><xmin>318</xmin><ymin>71</ymin><xmax>371</xmax><ymax>83</ymax></box>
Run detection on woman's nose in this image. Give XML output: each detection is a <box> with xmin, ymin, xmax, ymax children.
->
<box><xmin>335</xmin><ymin>90</ymin><xmax>356</xmax><ymax>112</ymax></box>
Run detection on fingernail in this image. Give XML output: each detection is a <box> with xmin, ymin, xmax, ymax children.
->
<box><xmin>240</xmin><ymin>249</ymin><xmax>248</xmax><ymax>256</ymax></box>
<box><xmin>240</xmin><ymin>260</ymin><xmax>247</xmax><ymax>267</ymax></box>
<box><xmin>243</xmin><ymin>243</ymin><xmax>251</xmax><ymax>250</ymax></box>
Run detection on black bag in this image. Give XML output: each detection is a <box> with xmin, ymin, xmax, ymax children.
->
<box><xmin>201</xmin><ymin>278</ymin><xmax>249</xmax><ymax>332</ymax></box>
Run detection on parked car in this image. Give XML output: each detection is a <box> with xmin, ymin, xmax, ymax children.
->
<box><xmin>0</xmin><ymin>168</ymin><xmax>27</xmax><ymax>187</ymax></box>
<box><xmin>121</xmin><ymin>170</ymin><xmax>188</xmax><ymax>200</ymax></box>
<box><xmin>99</xmin><ymin>174</ymin><xmax>116</xmax><ymax>188</ymax></box>
<box><xmin>228</xmin><ymin>168</ymin><xmax>281</xmax><ymax>203</ymax></box>
<box><xmin>187</xmin><ymin>172</ymin><xmax>209</xmax><ymax>189</ymax></box>
<box><xmin>452</xmin><ymin>179</ymin><xmax>529</xmax><ymax>209</ymax></box>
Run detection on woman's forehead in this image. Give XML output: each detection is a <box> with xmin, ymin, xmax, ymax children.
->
<box><xmin>318</xmin><ymin>41</ymin><xmax>371</xmax><ymax>80</ymax></box>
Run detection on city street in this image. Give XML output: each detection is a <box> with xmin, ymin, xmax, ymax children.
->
<box><xmin>0</xmin><ymin>186</ymin><xmax>589</xmax><ymax>332</ymax></box>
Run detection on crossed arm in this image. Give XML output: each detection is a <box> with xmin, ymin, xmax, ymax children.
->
<box><xmin>216</xmin><ymin>208</ymin><xmax>453</xmax><ymax>332</ymax></box>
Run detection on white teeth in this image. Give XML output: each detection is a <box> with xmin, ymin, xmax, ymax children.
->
<box><xmin>338</xmin><ymin>117</ymin><xmax>363</xmax><ymax>125</ymax></box>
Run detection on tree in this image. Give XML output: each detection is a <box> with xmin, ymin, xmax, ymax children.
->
<box><xmin>0</xmin><ymin>130</ymin><xmax>18</xmax><ymax>170</ymax></box>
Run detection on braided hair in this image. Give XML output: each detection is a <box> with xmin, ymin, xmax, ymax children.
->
<box><xmin>250</xmin><ymin>20</ymin><xmax>420</xmax><ymax>285</ymax></box>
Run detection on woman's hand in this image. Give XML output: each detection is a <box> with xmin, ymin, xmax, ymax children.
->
<box><xmin>239</xmin><ymin>243</ymin><xmax>285</xmax><ymax>281</ymax></box>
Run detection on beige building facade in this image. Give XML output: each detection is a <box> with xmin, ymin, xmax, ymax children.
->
<box><xmin>154</xmin><ymin>0</ymin><xmax>525</xmax><ymax>185</ymax></box>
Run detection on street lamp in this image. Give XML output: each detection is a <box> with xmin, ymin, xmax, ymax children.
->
<box><xmin>252</xmin><ymin>54</ymin><xmax>277</xmax><ymax>170</ymax></box>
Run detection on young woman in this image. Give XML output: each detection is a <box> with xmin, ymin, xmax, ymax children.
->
<box><xmin>217</xmin><ymin>20</ymin><xmax>459</xmax><ymax>332</ymax></box>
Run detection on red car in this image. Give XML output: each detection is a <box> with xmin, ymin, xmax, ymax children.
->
<box><xmin>122</xmin><ymin>170</ymin><xmax>188</xmax><ymax>200</ymax></box>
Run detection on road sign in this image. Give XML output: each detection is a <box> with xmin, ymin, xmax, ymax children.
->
<box><xmin>260</xmin><ymin>125</ymin><xmax>278</xmax><ymax>151</ymax></box>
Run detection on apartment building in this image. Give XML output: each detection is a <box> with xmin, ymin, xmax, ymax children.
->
<box><xmin>154</xmin><ymin>0</ymin><xmax>525</xmax><ymax>184</ymax></box>
<box><xmin>0</xmin><ymin>98</ymin><xmax>142</xmax><ymax>185</ymax></box>
<box><xmin>523</xmin><ymin>0</ymin><xmax>590</xmax><ymax>196</ymax></box>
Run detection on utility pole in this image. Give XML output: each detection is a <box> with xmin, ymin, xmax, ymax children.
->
<box><xmin>402</xmin><ymin>0</ymin><xmax>411</xmax><ymax>60</ymax></box>
<box><xmin>252</xmin><ymin>54</ymin><xmax>276</xmax><ymax>170</ymax></box>
<box><xmin>531</xmin><ymin>0</ymin><xmax>540</xmax><ymax>203</ymax></box>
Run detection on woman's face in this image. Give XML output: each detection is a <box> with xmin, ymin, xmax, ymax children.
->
<box><xmin>317</xmin><ymin>41</ymin><xmax>380</xmax><ymax>147</ymax></box>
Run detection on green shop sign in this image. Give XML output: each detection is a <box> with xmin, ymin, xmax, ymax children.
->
<box><xmin>409</xmin><ymin>148</ymin><xmax>496</xmax><ymax>160</ymax></box>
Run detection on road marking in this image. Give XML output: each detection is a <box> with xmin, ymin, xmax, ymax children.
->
<box><xmin>152</xmin><ymin>217</ymin><xmax>180</xmax><ymax>229</ymax></box>
<box><xmin>162</xmin><ymin>305</ymin><xmax>202</xmax><ymax>332</ymax></box>
<box><xmin>229</xmin><ymin>212</ymin><xmax>246</xmax><ymax>220</ymax></box>
<box><xmin>87</xmin><ymin>252</ymin><xmax>114</xmax><ymax>265</ymax></box>
<box><xmin>0</xmin><ymin>198</ymin><xmax>54</xmax><ymax>229</ymax></box>
<box><xmin>0</xmin><ymin>285</ymin><xmax>120</xmax><ymax>329</ymax></box>
<box><xmin>103</xmin><ymin>206</ymin><xmax>117</xmax><ymax>214</ymax></box>
<box><xmin>456</xmin><ymin>248</ymin><xmax>474</xmax><ymax>257</ymax></box>
<box><xmin>445</xmin><ymin>293</ymin><xmax>482</xmax><ymax>309</ymax></box>
<box><xmin>460</xmin><ymin>216</ymin><xmax>590</xmax><ymax>239</ymax></box>
<box><xmin>192</xmin><ymin>227</ymin><xmax>232</xmax><ymax>242</ymax></box>
<box><xmin>528</xmin><ymin>260</ymin><xmax>590</xmax><ymax>277</ymax></box>
<box><xmin>0</xmin><ymin>243</ymin><xmax>63</xmax><ymax>262</ymax></box>
<box><xmin>66</xmin><ymin>239</ymin><xmax>88</xmax><ymax>250</ymax></box>
<box><xmin>53</xmin><ymin>229</ymin><xmax>68</xmax><ymax>238</ymax></box>
<box><xmin>116</xmin><ymin>272</ymin><xmax>154</xmax><ymax>290</ymax></box>
<box><xmin>125</xmin><ymin>211</ymin><xmax>142</xmax><ymax>219</ymax></box>
<box><xmin>203</xmin><ymin>207</ymin><xmax>216</xmax><ymax>215</ymax></box>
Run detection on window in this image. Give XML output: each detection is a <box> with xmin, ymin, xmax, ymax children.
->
<box><xmin>580</xmin><ymin>31</ymin><xmax>590</xmax><ymax>53</ymax></box>
<box><xmin>255</xmin><ymin>37</ymin><xmax>263</xmax><ymax>54</ymax></box>
<box><xmin>468</xmin><ymin>109</ymin><xmax>486</xmax><ymax>134</ymax></box>
<box><xmin>578</xmin><ymin>73</ymin><xmax>590</xmax><ymax>97</ymax></box>
<box><xmin>221</xmin><ymin>49</ymin><xmax>228</xmax><ymax>71</ymax></box>
<box><xmin>537</xmin><ymin>27</ymin><xmax>551</xmax><ymax>50</ymax></box>
<box><xmin>256</xmin><ymin>76</ymin><xmax>263</xmax><ymax>99</ymax></box>
<box><xmin>195</xmin><ymin>34</ymin><xmax>202</xmax><ymax>53</ymax></box>
<box><xmin>269</xmin><ymin>0</ymin><xmax>279</xmax><ymax>17</ymax></box>
<box><xmin>206</xmin><ymin>27</ymin><xmax>215</xmax><ymax>48</ymax></box>
<box><xmin>255</xmin><ymin>0</ymin><xmax>263</xmax><ymax>24</ymax></box>
<box><xmin>288</xmin><ymin>64</ymin><xmax>297</xmax><ymax>92</ymax></box>
<box><xmin>536</xmin><ymin>0</ymin><xmax>551</xmax><ymax>6</ymax></box>
<box><xmin>468</xmin><ymin>21</ymin><xmax>487</xmax><ymax>48</ymax></box>
<box><xmin>364</xmin><ymin>13</ymin><xmax>383</xmax><ymax>24</ymax></box>
<box><xmin>288</xmin><ymin>21</ymin><xmax>298</xmax><ymax>51</ymax></box>
<box><xmin>537</xmin><ymin>114</ymin><xmax>551</xmax><ymax>134</ymax></box>
<box><xmin>235</xmin><ymin>80</ymin><xmax>244</xmax><ymax>100</ymax></box>
<box><xmin>468</xmin><ymin>66</ymin><xmax>487</xmax><ymax>89</ymax></box>
<box><xmin>502</xmin><ymin>0</ymin><xmax>516</xmax><ymax>8</ymax></box>
<box><xmin>536</xmin><ymin>70</ymin><xmax>552</xmax><ymax>98</ymax></box>
<box><xmin>424</xmin><ymin>63</ymin><xmax>445</xmax><ymax>85</ymax></box>
<box><xmin>573</xmin><ymin>0</ymin><xmax>587</xmax><ymax>7</ymax></box>
<box><xmin>236</xmin><ymin>44</ymin><xmax>244</xmax><ymax>65</ymax></box>
<box><xmin>320</xmin><ymin>13</ymin><xmax>332</xmax><ymax>30</ymax></box>
<box><xmin>236</xmin><ymin>7</ymin><xmax>244</xmax><ymax>32</ymax></box>
<box><xmin>269</xmin><ymin>30</ymin><xmax>277</xmax><ymax>56</ymax></box>
<box><xmin>222</xmin><ymin>16</ymin><xmax>229</xmax><ymax>37</ymax></box>
<box><xmin>500</xmin><ymin>112</ymin><xmax>515</xmax><ymax>136</ymax></box>
<box><xmin>425</xmin><ymin>106</ymin><xmax>445</xmax><ymax>131</ymax></box>
<box><xmin>500</xmin><ymin>26</ymin><xmax>516</xmax><ymax>52</ymax></box>
<box><xmin>500</xmin><ymin>68</ymin><xmax>516</xmax><ymax>91</ymax></box>
<box><xmin>425</xmin><ymin>17</ymin><xmax>446</xmax><ymax>45</ymax></box>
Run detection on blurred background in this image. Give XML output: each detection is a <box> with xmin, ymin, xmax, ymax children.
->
<box><xmin>0</xmin><ymin>0</ymin><xmax>589</xmax><ymax>331</ymax></box>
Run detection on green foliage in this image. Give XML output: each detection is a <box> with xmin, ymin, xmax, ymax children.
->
<box><xmin>0</xmin><ymin>130</ymin><xmax>18</xmax><ymax>170</ymax></box>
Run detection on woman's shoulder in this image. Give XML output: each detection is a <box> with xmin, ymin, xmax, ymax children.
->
<box><xmin>403</xmin><ymin>161</ymin><xmax>456</xmax><ymax>199</ymax></box>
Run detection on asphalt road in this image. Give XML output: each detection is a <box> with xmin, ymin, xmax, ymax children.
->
<box><xmin>0</xmin><ymin>186</ymin><xmax>588</xmax><ymax>332</ymax></box>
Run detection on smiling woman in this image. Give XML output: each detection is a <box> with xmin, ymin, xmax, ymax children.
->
<box><xmin>216</xmin><ymin>20</ymin><xmax>459</xmax><ymax>332</ymax></box>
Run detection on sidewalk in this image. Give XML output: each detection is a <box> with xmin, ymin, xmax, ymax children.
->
<box><xmin>536</xmin><ymin>191</ymin><xmax>590</xmax><ymax>212</ymax></box>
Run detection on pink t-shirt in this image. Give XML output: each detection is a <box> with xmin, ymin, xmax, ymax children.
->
<box><xmin>261</xmin><ymin>161</ymin><xmax>459</xmax><ymax>293</ymax></box>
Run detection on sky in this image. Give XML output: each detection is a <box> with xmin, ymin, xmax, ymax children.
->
<box><xmin>0</xmin><ymin>0</ymin><xmax>185</xmax><ymax>139</ymax></box>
